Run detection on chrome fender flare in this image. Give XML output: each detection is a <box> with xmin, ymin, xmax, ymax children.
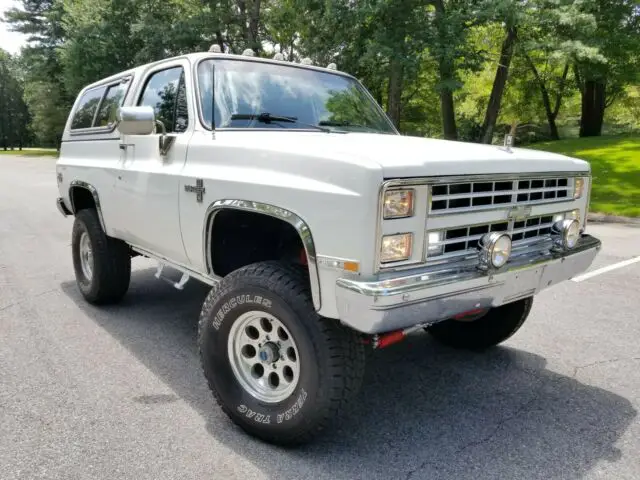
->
<box><xmin>203</xmin><ymin>200</ymin><xmax>321</xmax><ymax>311</ymax></box>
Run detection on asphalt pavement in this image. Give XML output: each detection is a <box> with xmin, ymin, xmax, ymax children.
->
<box><xmin>1</xmin><ymin>155</ymin><xmax>639</xmax><ymax>480</ymax></box>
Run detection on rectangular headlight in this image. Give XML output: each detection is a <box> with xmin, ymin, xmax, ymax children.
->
<box><xmin>381</xmin><ymin>233</ymin><xmax>413</xmax><ymax>263</ymax></box>
<box><xmin>383</xmin><ymin>189</ymin><xmax>414</xmax><ymax>219</ymax></box>
<box><xmin>574</xmin><ymin>178</ymin><xmax>585</xmax><ymax>199</ymax></box>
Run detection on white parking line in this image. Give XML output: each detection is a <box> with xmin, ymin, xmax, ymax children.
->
<box><xmin>572</xmin><ymin>256</ymin><xmax>640</xmax><ymax>282</ymax></box>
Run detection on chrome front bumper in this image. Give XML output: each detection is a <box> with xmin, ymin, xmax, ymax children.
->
<box><xmin>335</xmin><ymin>235</ymin><xmax>602</xmax><ymax>334</ymax></box>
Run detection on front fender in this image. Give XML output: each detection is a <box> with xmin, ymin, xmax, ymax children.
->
<box><xmin>203</xmin><ymin>200</ymin><xmax>321</xmax><ymax>311</ymax></box>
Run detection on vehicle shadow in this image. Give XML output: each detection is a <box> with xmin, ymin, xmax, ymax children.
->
<box><xmin>61</xmin><ymin>268</ymin><xmax>637</xmax><ymax>480</ymax></box>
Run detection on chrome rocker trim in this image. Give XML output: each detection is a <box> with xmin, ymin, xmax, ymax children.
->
<box><xmin>336</xmin><ymin>234</ymin><xmax>601</xmax><ymax>334</ymax></box>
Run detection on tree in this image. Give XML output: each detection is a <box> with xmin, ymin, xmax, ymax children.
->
<box><xmin>0</xmin><ymin>50</ymin><xmax>31</xmax><ymax>150</ymax></box>
<box><xmin>575</xmin><ymin>0</ymin><xmax>640</xmax><ymax>137</ymax></box>
<box><xmin>3</xmin><ymin>0</ymin><xmax>69</xmax><ymax>146</ymax></box>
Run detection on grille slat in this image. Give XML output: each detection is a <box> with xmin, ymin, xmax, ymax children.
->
<box><xmin>431</xmin><ymin>177</ymin><xmax>572</xmax><ymax>213</ymax></box>
<box><xmin>429</xmin><ymin>214</ymin><xmax>559</xmax><ymax>258</ymax></box>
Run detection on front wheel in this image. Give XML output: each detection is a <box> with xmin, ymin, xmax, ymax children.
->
<box><xmin>427</xmin><ymin>297</ymin><xmax>533</xmax><ymax>350</ymax></box>
<box><xmin>198</xmin><ymin>261</ymin><xmax>365</xmax><ymax>445</ymax></box>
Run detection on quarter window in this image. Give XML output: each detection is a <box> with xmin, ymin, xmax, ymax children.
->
<box><xmin>71</xmin><ymin>87</ymin><xmax>105</xmax><ymax>129</ymax></box>
<box><xmin>138</xmin><ymin>67</ymin><xmax>189</xmax><ymax>133</ymax></box>
<box><xmin>95</xmin><ymin>80</ymin><xmax>129</xmax><ymax>127</ymax></box>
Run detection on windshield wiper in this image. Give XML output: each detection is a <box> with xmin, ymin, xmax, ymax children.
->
<box><xmin>231</xmin><ymin>112</ymin><xmax>330</xmax><ymax>132</ymax></box>
<box><xmin>318</xmin><ymin>120</ymin><xmax>377</xmax><ymax>131</ymax></box>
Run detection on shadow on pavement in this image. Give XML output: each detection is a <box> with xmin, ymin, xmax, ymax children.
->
<box><xmin>61</xmin><ymin>268</ymin><xmax>637</xmax><ymax>480</ymax></box>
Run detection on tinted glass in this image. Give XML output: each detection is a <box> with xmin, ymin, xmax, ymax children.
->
<box><xmin>197</xmin><ymin>59</ymin><xmax>396</xmax><ymax>134</ymax></box>
<box><xmin>71</xmin><ymin>87</ymin><xmax>105</xmax><ymax>129</ymax></box>
<box><xmin>138</xmin><ymin>67</ymin><xmax>188</xmax><ymax>133</ymax></box>
<box><xmin>95</xmin><ymin>80</ymin><xmax>129</xmax><ymax>127</ymax></box>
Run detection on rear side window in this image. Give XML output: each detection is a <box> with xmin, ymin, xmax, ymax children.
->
<box><xmin>95</xmin><ymin>81</ymin><xmax>128</xmax><ymax>127</ymax></box>
<box><xmin>138</xmin><ymin>66</ymin><xmax>189</xmax><ymax>133</ymax></box>
<box><xmin>71</xmin><ymin>87</ymin><xmax>105</xmax><ymax>129</ymax></box>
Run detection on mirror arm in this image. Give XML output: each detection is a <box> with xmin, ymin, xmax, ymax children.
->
<box><xmin>155</xmin><ymin>119</ymin><xmax>175</xmax><ymax>156</ymax></box>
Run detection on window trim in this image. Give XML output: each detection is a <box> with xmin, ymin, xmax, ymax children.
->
<box><xmin>136</xmin><ymin>64</ymin><xmax>190</xmax><ymax>135</ymax></box>
<box><xmin>193</xmin><ymin>56</ymin><xmax>399</xmax><ymax>134</ymax></box>
<box><xmin>69</xmin><ymin>75</ymin><xmax>134</xmax><ymax>136</ymax></box>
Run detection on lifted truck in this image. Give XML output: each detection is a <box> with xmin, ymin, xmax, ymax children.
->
<box><xmin>56</xmin><ymin>49</ymin><xmax>601</xmax><ymax>445</ymax></box>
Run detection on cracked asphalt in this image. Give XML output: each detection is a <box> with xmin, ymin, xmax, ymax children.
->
<box><xmin>1</xmin><ymin>155</ymin><xmax>639</xmax><ymax>480</ymax></box>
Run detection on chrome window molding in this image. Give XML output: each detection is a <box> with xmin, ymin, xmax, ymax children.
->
<box><xmin>203</xmin><ymin>199</ymin><xmax>321</xmax><ymax>311</ymax></box>
<box><xmin>69</xmin><ymin>75</ymin><xmax>134</xmax><ymax>136</ymax></box>
<box><xmin>68</xmin><ymin>180</ymin><xmax>106</xmax><ymax>232</ymax></box>
<box><xmin>192</xmin><ymin>56</ymin><xmax>399</xmax><ymax>135</ymax></box>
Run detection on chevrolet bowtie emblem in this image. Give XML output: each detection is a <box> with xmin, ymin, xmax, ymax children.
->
<box><xmin>508</xmin><ymin>205</ymin><xmax>532</xmax><ymax>220</ymax></box>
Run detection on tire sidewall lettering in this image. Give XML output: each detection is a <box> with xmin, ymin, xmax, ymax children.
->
<box><xmin>212</xmin><ymin>294</ymin><xmax>273</xmax><ymax>330</ymax></box>
<box><xmin>202</xmin><ymin>285</ymin><xmax>319</xmax><ymax>433</ymax></box>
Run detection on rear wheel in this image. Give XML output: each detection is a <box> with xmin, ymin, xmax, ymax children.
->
<box><xmin>427</xmin><ymin>297</ymin><xmax>533</xmax><ymax>350</ymax></box>
<box><xmin>71</xmin><ymin>209</ymin><xmax>131</xmax><ymax>304</ymax></box>
<box><xmin>198</xmin><ymin>261</ymin><xmax>365</xmax><ymax>445</ymax></box>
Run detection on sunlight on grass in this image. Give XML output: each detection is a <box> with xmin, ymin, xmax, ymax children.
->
<box><xmin>0</xmin><ymin>148</ymin><xmax>58</xmax><ymax>158</ymax></box>
<box><xmin>530</xmin><ymin>135</ymin><xmax>640</xmax><ymax>217</ymax></box>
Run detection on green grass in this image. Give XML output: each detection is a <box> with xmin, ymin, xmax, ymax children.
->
<box><xmin>530</xmin><ymin>135</ymin><xmax>640</xmax><ymax>217</ymax></box>
<box><xmin>0</xmin><ymin>148</ymin><xmax>58</xmax><ymax>157</ymax></box>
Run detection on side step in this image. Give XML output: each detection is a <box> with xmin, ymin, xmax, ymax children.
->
<box><xmin>155</xmin><ymin>263</ymin><xmax>190</xmax><ymax>290</ymax></box>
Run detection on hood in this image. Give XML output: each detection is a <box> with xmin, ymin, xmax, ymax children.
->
<box><xmin>231</xmin><ymin>132</ymin><xmax>590</xmax><ymax>179</ymax></box>
<box><xmin>320</xmin><ymin>133</ymin><xmax>590</xmax><ymax>178</ymax></box>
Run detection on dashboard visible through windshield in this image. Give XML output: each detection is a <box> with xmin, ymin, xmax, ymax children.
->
<box><xmin>197</xmin><ymin>58</ymin><xmax>397</xmax><ymax>134</ymax></box>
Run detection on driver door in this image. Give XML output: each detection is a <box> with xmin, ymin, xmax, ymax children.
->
<box><xmin>114</xmin><ymin>61</ymin><xmax>193</xmax><ymax>265</ymax></box>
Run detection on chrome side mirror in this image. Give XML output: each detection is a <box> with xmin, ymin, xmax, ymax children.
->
<box><xmin>116</xmin><ymin>106</ymin><xmax>156</xmax><ymax>135</ymax></box>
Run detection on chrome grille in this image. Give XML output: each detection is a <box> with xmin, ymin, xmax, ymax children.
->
<box><xmin>431</xmin><ymin>177</ymin><xmax>571</xmax><ymax>214</ymax></box>
<box><xmin>429</xmin><ymin>214</ymin><xmax>556</xmax><ymax>258</ymax></box>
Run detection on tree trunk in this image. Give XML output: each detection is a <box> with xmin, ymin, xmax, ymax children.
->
<box><xmin>433</xmin><ymin>0</ymin><xmax>457</xmax><ymax>140</ymax></box>
<box><xmin>580</xmin><ymin>80</ymin><xmax>606</xmax><ymax>137</ymax></box>
<box><xmin>387</xmin><ymin>57</ymin><xmax>404</xmax><ymax>128</ymax></box>
<box><xmin>248</xmin><ymin>0</ymin><xmax>262</xmax><ymax>53</ymax></box>
<box><xmin>525</xmin><ymin>55</ymin><xmax>561</xmax><ymax>141</ymax></box>
<box><xmin>438</xmin><ymin>58</ymin><xmax>458</xmax><ymax>140</ymax></box>
<box><xmin>215</xmin><ymin>31</ymin><xmax>225</xmax><ymax>52</ymax></box>
<box><xmin>479</xmin><ymin>26</ymin><xmax>517</xmax><ymax>144</ymax></box>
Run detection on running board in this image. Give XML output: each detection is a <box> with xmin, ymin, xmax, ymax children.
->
<box><xmin>155</xmin><ymin>263</ymin><xmax>190</xmax><ymax>290</ymax></box>
<box><xmin>128</xmin><ymin>245</ymin><xmax>220</xmax><ymax>288</ymax></box>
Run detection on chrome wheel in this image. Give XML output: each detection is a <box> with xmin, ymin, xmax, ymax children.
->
<box><xmin>79</xmin><ymin>232</ymin><xmax>94</xmax><ymax>281</ymax></box>
<box><xmin>228</xmin><ymin>311</ymin><xmax>300</xmax><ymax>403</ymax></box>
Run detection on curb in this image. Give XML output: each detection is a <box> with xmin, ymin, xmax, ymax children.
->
<box><xmin>587</xmin><ymin>213</ymin><xmax>640</xmax><ymax>225</ymax></box>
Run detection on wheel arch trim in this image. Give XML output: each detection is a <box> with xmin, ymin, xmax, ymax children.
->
<box><xmin>203</xmin><ymin>199</ymin><xmax>321</xmax><ymax>311</ymax></box>
<box><xmin>68</xmin><ymin>180</ymin><xmax>107</xmax><ymax>232</ymax></box>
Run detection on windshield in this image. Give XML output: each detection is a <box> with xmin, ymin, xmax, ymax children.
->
<box><xmin>197</xmin><ymin>59</ymin><xmax>397</xmax><ymax>134</ymax></box>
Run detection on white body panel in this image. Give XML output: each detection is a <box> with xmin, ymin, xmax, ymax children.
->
<box><xmin>56</xmin><ymin>52</ymin><xmax>592</xmax><ymax>320</ymax></box>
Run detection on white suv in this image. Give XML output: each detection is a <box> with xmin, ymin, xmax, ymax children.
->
<box><xmin>55</xmin><ymin>50</ymin><xmax>601</xmax><ymax>445</ymax></box>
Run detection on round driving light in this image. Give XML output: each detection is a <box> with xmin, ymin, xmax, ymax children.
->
<box><xmin>552</xmin><ymin>219</ymin><xmax>580</xmax><ymax>250</ymax></box>
<box><xmin>478</xmin><ymin>232</ymin><xmax>512</xmax><ymax>269</ymax></box>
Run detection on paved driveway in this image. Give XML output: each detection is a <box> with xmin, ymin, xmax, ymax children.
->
<box><xmin>1</xmin><ymin>156</ymin><xmax>639</xmax><ymax>479</ymax></box>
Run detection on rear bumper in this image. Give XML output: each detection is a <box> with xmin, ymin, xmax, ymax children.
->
<box><xmin>335</xmin><ymin>234</ymin><xmax>601</xmax><ymax>334</ymax></box>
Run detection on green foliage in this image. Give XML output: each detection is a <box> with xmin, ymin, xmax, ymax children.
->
<box><xmin>1</xmin><ymin>0</ymin><xmax>639</xmax><ymax>148</ymax></box>
<box><xmin>530</xmin><ymin>135</ymin><xmax>640</xmax><ymax>216</ymax></box>
<box><xmin>0</xmin><ymin>50</ymin><xmax>31</xmax><ymax>149</ymax></box>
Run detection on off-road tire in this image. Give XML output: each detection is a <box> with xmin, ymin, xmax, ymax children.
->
<box><xmin>71</xmin><ymin>208</ymin><xmax>131</xmax><ymax>304</ymax></box>
<box><xmin>427</xmin><ymin>297</ymin><xmax>534</xmax><ymax>350</ymax></box>
<box><xmin>198</xmin><ymin>261</ymin><xmax>366</xmax><ymax>446</ymax></box>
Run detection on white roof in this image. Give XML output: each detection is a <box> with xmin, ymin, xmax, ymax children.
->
<box><xmin>81</xmin><ymin>51</ymin><xmax>353</xmax><ymax>92</ymax></box>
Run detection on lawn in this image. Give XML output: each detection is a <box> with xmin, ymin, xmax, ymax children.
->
<box><xmin>530</xmin><ymin>135</ymin><xmax>640</xmax><ymax>217</ymax></box>
<box><xmin>0</xmin><ymin>148</ymin><xmax>58</xmax><ymax>157</ymax></box>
